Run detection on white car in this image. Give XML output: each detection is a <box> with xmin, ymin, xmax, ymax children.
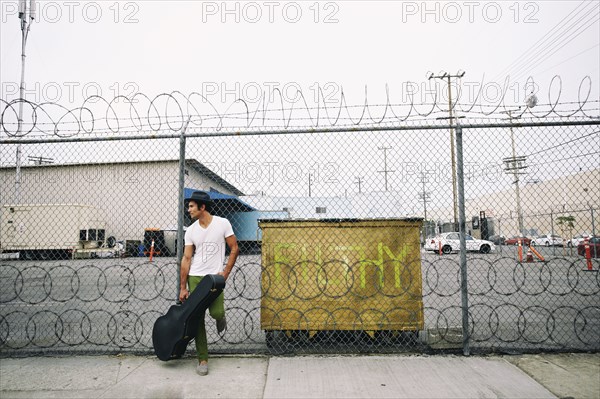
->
<box><xmin>424</xmin><ymin>232</ymin><xmax>495</xmax><ymax>254</ymax></box>
<box><xmin>567</xmin><ymin>234</ymin><xmax>590</xmax><ymax>247</ymax></box>
<box><xmin>531</xmin><ymin>234</ymin><xmax>563</xmax><ymax>247</ymax></box>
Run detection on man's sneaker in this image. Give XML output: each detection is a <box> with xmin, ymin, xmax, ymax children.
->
<box><xmin>196</xmin><ymin>363</ymin><xmax>208</xmax><ymax>376</ymax></box>
<box><xmin>216</xmin><ymin>316</ymin><xmax>227</xmax><ymax>334</ymax></box>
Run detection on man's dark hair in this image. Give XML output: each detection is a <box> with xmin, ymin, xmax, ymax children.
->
<box><xmin>190</xmin><ymin>199</ymin><xmax>212</xmax><ymax>213</ymax></box>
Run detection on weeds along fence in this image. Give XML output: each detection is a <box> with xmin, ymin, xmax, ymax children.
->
<box><xmin>0</xmin><ymin>97</ymin><xmax>599</xmax><ymax>356</ymax></box>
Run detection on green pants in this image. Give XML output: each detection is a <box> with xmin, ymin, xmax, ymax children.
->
<box><xmin>188</xmin><ymin>275</ymin><xmax>225</xmax><ymax>362</ymax></box>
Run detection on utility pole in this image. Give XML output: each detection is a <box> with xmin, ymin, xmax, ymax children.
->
<box><xmin>501</xmin><ymin>108</ymin><xmax>528</xmax><ymax>235</ymax></box>
<box><xmin>418</xmin><ymin>172</ymin><xmax>431</xmax><ymax>242</ymax></box>
<box><xmin>418</xmin><ymin>172</ymin><xmax>430</xmax><ymax>221</ymax></box>
<box><xmin>377</xmin><ymin>146</ymin><xmax>395</xmax><ymax>191</ymax></box>
<box><xmin>355</xmin><ymin>176</ymin><xmax>363</xmax><ymax>194</ymax></box>
<box><xmin>27</xmin><ymin>156</ymin><xmax>54</xmax><ymax>165</ymax></box>
<box><xmin>15</xmin><ymin>0</ymin><xmax>36</xmax><ymax>204</ymax></box>
<box><xmin>428</xmin><ymin>70</ymin><xmax>465</xmax><ymax>230</ymax></box>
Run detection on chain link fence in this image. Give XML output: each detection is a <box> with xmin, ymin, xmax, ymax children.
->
<box><xmin>1</xmin><ymin>99</ymin><xmax>599</xmax><ymax>357</ymax></box>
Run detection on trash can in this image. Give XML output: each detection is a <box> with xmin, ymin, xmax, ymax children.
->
<box><xmin>259</xmin><ymin>218</ymin><xmax>424</xmax><ymax>342</ymax></box>
<box><xmin>125</xmin><ymin>240</ymin><xmax>142</xmax><ymax>257</ymax></box>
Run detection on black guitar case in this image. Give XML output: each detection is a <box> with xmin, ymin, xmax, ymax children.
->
<box><xmin>152</xmin><ymin>274</ymin><xmax>226</xmax><ymax>361</ymax></box>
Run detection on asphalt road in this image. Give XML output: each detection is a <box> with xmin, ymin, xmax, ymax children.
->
<box><xmin>0</xmin><ymin>248</ymin><xmax>598</xmax><ymax>355</ymax></box>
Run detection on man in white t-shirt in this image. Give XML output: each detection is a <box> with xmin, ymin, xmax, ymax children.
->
<box><xmin>179</xmin><ymin>191</ymin><xmax>239</xmax><ymax>376</ymax></box>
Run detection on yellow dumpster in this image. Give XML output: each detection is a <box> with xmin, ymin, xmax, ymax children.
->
<box><xmin>260</xmin><ymin>218</ymin><xmax>424</xmax><ymax>341</ymax></box>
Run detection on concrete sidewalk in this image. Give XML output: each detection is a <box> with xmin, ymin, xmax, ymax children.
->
<box><xmin>0</xmin><ymin>353</ymin><xmax>598</xmax><ymax>399</ymax></box>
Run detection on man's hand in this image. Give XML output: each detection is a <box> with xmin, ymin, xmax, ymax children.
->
<box><xmin>179</xmin><ymin>287</ymin><xmax>189</xmax><ymax>302</ymax></box>
<box><xmin>179</xmin><ymin>245</ymin><xmax>194</xmax><ymax>303</ymax></box>
<box><xmin>218</xmin><ymin>271</ymin><xmax>230</xmax><ymax>281</ymax></box>
<box><xmin>220</xmin><ymin>235</ymin><xmax>238</xmax><ymax>282</ymax></box>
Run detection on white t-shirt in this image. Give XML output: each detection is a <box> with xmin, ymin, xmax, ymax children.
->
<box><xmin>184</xmin><ymin>216</ymin><xmax>235</xmax><ymax>276</ymax></box>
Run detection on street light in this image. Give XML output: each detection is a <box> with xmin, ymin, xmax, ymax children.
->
<box><xmin>15</xmin><ymin>0</ymin><xmax>36</xmax><ymax>203</ymax></box>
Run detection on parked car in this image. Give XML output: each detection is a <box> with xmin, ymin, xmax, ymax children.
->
<box><xmin>504</xmin><ymin>236</ymin><xmax>531</xmax><ymax>246</ymax></box>
<box><xmin>567</xmin><ymin>234</ymin><xmax>591</xmax><ymax>247</ymax></box>
<box><xmin>531</xmin><ymin>234</ymin><xmax>563</xmax><ymax>247</ymax></box>
<box><xmin>577</xmin><ymin>236</ymin><xmax>600</xmax><ymax>258</ymax></box>
<box><xmin>424</xmin><ymin>232</ymin><xmax>495</xmax><ymax>254</ymax></box>
<box><xmin>488</xmin><ymin>235</ymin><xmax>506</xmax><ymax>245</ymax></box>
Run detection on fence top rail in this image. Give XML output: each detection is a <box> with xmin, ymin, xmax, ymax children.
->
<box><xmin>1</xmin><ymin>119</ymin><xmax>599</xmax><ymax>145</ymax></box>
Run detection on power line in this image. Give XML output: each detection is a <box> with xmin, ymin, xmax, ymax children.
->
<box><xmin>531</xmin><ymin>43</ymin><xmax>600</xmax><ymax>78</ymax></box>
<box><xmin>442</xmin><ymin>130</ymin><xmax>599</xmax><ymax>182</ymax></box>
<box><xmin>525</xmin><ymin>130</ymin><xmax>600</xmax><ymax>157</ymax></box>
<box><xmin>494</xmin><ymin>1</ymin><xmax>585</xmax><ymax>81</ymax></box>
<box><xmin>512</xmin><ymin>11</ymin><xmax>600</xmax><ymax>82</ymax></box>
<box><xmin>510</xmin><ymin>6</ymin><xmax>598</xmax><ymax>79</ymax></box>
<box><xmin>494</xmin><ymin>1</ymin><xmax>589</xmax><ymax>79</ymax></box>
<box><xmin>495</xmin><ymin>1</ymin><xmax>596</xmax><ymax>81</ymax></box>
<box><xmin>528</xmin><ymin>151</ymin><xmax>600</xmax><ymax>166</ymax></box>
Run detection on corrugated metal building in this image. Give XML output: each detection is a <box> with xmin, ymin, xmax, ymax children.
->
<box><xmin>0</xmin><ymin>159</ymin><xmax>245</xmax><ymax>244</ymax></box>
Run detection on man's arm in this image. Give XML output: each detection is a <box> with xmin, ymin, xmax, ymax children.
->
<box><xmin>179</xmin><ymin>245</ymin><xmax>194</xmax><ymax>302</ymax></box>
<box><xmin>220</xmin><ymin>234</ymin><xmax>239</xmax><ymax>281</ymax></box>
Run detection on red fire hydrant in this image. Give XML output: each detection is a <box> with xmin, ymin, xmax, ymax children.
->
<box><xmin>583</xmin><ymin>237</ymin><xmax>593</xmax><ymax>271</ymax></box>
<box><xmin>149</xmin><ymin>239</ymin><xmax>155</xmax><ymax>262</ymax></box>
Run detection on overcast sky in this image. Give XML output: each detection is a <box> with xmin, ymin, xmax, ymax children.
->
<box><xmin>1</xmin><ymin>0</ymin><xmax>599</xmax><ymax>113</ymax></box>
<box><xmin>1</xmin><ymin>1</ymin><xmax>599</xmax><ymax>202</ymax></box>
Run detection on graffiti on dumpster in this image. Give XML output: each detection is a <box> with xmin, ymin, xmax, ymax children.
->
<box><xmin>269</xmin><ymin>242</ymin><xmax>417</xmax><ymax>289</ymax></box>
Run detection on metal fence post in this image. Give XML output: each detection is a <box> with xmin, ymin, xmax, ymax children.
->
<box><xmin>550</xmin><ymin>211</ymin><xmax>555</xmax><ymax>256</ymax></box>
<box><xmin>176</xmin><ymin>117</ymin><xmax>191</xmax><ymax>300</ymax></box>
<box><xmin>455</xmin><ymin>125</ymin><xmax>471</xmax><ymax>356</ymax></box>
<box><xmin>591</xmin><ymin>206</ymin><xmax>596</xmax><ymax>236</ymax></box>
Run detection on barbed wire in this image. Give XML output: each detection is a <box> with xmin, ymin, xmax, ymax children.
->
<box><xmin>0</xmin><ymin>257</ymin><xmax>597</xmax><ymax>355</ymax></box>
<box><xmin>1</xmin><ymin>76</ymin><xmax>598</xmax><ymax>139</ymax></box>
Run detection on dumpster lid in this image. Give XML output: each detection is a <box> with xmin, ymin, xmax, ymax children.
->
<box><xmin>258</xmin><ymin>217</ymin><xmax>423</xmax><ymax>224</ymax></box>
